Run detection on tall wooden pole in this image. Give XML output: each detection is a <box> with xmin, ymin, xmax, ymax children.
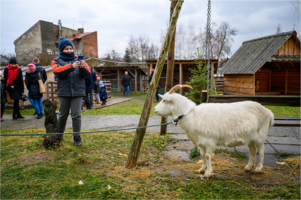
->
<box><xmin>160</xmin><ymin>0</ymin><xmax>177</xmax><ymax>135</ymax></box>
<box><xmin>126</xmin><ymin>0</ymin><xmax>184</xmax><ymax>169</ymax></box>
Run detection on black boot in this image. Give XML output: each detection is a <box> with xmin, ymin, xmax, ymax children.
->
<box><xmin>74</xmin><ymin>136</ymin><xmax>82</xmax><ymax>146</ymax></box>
<box><xmin>12</xmin><ymin>113</ymin><xmax>17</xmax><ymax>120</ymax></box>
<box><xmin>37</xmin><ymin>113</ymin><xmax>43</xmax><ymax>119</ymax></box>
<box><xmin>33</xmin><ymin>111</ymin><xmax>37</xmax><ymax>115</ymax></box>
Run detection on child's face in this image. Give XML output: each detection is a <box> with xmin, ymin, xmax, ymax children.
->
<box><xmin>63</xmin><ymin>46</ymin><xmax>74</xmax><ymax>53</ymax></box>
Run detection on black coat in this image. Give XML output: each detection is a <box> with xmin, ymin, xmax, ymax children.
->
<box><xmin>25</xmin><ymin>70</ymin><xmax>45</xmax><ymax>99</ymax></box>
<box><xmin>94</xmin><ymin>79</ymin><xmax>100</xmax><ymax>93</ymax></box>
<box><xmin>52</xmin><ymin>56</ymin><xmax>91</xmax><ymax>97</ymax></box>
<box><xmin>35</xmin><ymin>64</ymin><xmax>47</xmax><ymax>82</ymax></box>
<box><xmin>4</xmin><ymin>67</ymin><xmax>24</xmax><ymax>100</ymax></box>
<box><xmin>0</xmin><ymin>79</ymin><xmax>7</xmax><ymax>105</ymax></box>
<box><xmin>121</xmin><ymin>75</ymin><xmax>131</xmax><ymax>86</ymax></box>
<box><xmin>85</xmin><ymin>75</ymin><xmax>91</xmax><ymax>92</ymax></box>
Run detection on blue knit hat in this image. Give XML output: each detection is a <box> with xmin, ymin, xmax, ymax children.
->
<box><xmin>59</xmin><ymin>37</ymin><xmax>73</xmax><ymax>52</ymax></box>
<box><xmin>99</xmin><ymin>81</ymin><xmax>104</xmax><ymax>87</ymax></box>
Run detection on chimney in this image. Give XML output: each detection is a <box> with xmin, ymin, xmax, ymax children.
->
<box><xmin>78</xmin><ymin>28</ymin><xmax>84</xmax><ymax>33</ymax></box>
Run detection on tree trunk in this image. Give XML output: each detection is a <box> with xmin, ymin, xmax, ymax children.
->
<box><xmin>160</xmin><ymin>0</ymin><xmax>177</xmax><ymax>135</ymax></box>
<box><xmin>125</xmin><ymin>0</ymin><xmax>184</xmax><ymax>169</ymax></box>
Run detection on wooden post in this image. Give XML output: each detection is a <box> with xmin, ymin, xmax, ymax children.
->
<box><xmin>179</xmin><ymin>63</ymin><xmax>183</xmax><ymax>95</ymax></box>
<box><xmin>269</xmin><ymin>70</ymin><xmax>272</xmax><ymax>92</ymax></box>
<box><xmin>285</xmin><ymin>70</ymin><xmax>288</xmax><ymax>95</ymax></box>
<box><xmin>201</xmin><ymin>90</ymin><xmax>207</xmax><ymax>103</ymax></box>
<box><xmin>135</xmin><ymin>69</ymin><xmax>138</xmax><ymax>92</ymax></box>
<box><xmin>140</xmin><ymin>74</ymin><xmax>143</xmax><ymax>92</ymax></box>
<box><xmin>125</xmin><ymin>0</ymin><xmax>183</xmax><ymax>169</ymax></box>
<box><xmin>118</xmin><ymin>69</ymin><xmax>123</xmax><ymax>92</ymax></box>
<box><xmin>160</xmin><ymin>0</ymin><xmax>177</xmax><ymax>135</ymax></box>
<box><xmin>150</xmin><ymin>64</ymin><xmax>153</xmax><ymax>72</ymax></box>
<box><xmin>210</xmin><ymin>63</ymin><xmax>214</xmax><ymax>90</ymax></box>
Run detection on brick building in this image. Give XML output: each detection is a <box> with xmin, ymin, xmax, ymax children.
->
<box><xmin>14</xmin><ymin>20</ymin><xmax>98</xmax><ymax>64</ymax></box>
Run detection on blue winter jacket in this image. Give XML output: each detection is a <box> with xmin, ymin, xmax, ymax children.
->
<box><xmin>99</xmin><ymin>86</ymin><xmax>108</xmax><ymax>100</ymax></box>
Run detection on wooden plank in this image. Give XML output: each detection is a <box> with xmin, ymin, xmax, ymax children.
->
<box><xmin>285</xmin><ymin>70</ymin><xmax>288</xmax><ymax>95</ymax></box>
<box><xmin>274</xmin><ymin>120</ymin><xmax>301</xmax><ymax>127</ymax></box>
<box><xmin>209</xmin><ymin>95</ymin><xmax>300</xmax><ymax>107</ymax></box>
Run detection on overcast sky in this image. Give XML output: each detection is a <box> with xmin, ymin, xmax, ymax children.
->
<box><xmin>1</xmin><ymin>0</ymin><xmax>300</xmax><ymax>58</ymax></box>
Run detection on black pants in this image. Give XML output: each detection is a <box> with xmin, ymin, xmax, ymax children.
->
<box><xmin>100</xmin><ymin>96</ymin><xmax>107</xmax><ymax>103</ymax></box>
<box><xmin>155</xmin><ymin>88</ymin><xmax>159</xmax><ymax>101</ymax></box>
<box><xmin>1</xmin><ymin>104</ymin><xmax>5</xmax><ymax>114</ymax></box>
<box><xmin>13</xmin><ymin>99</ymin><xmax>21</xmax><ymax>117</ymax></box>
<box><xmin>85</xmin><ymin>92</ymin><xmax>91</xmax><ymax>109</ymax></box>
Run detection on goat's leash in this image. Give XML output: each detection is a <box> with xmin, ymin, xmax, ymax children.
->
<box><xmin>0</xmin><ymin>122</ymin><xmax>174</xmax><ymax>137</ymax></box>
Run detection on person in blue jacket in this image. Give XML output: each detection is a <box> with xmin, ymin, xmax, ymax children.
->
<box><xmin>89</xmin><ymin>68</ymin><xmax>96</xmax><ymax>108</ymax></box>
<box><xmin>99</xmin><ymin>81</ymin><xmax>108</xmax><ymax>105</ymax></box>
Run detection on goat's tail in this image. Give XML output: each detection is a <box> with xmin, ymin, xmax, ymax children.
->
<box><xmin>269</xmin><ymin>111</ymin><xmax>274</xmax><ymax>127</ymax></box>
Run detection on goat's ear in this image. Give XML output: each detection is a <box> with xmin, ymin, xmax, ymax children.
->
<box><xmin>158</xmin><ymin>94</ymin><xmax>164</xmax><ymax>99</ymax></box>
<box><xmin>163</xmin><ymin>96</ymin><xmax>173</xmax><ymax>102</ymax></box>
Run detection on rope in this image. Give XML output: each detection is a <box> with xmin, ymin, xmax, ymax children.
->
<box><xmin>0</xmin><ymin>122</ymin><xmax>171</xmax><ymax>137</ymax></box>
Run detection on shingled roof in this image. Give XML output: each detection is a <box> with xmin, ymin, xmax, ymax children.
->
<box><xmin>219</xmin><ymin>31</ymin><xmax>299</xmax><ymax>74</ymax></box>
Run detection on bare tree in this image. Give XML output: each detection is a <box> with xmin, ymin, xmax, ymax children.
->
<box><xmin>276</xmin><ymin>23</ymin><xmax>282</xmax><ymax>34</ymax></box>
<box><xmin>212</xmin><ymin>22</ymin><xmax>237</xmax><ymax>67</ymax></box>
<box><xmin>186</xmin><ymin>20</ymin><xmax>197</xmax><ymax>59</ymax></box>
<box><xmin>175</xmin><ymin>23</ymin><xmax>185</xmax><ymax>59</ymax></box>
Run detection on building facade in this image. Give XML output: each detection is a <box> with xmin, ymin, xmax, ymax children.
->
<box><xmin>14</xmin><ymin>20</ymin><xmax>98</xmax><ymax>64</ymax></box>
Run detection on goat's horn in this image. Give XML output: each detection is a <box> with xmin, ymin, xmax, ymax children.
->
<box><xmin>169</xmin><ymin>84</ymin><xmax>193</xmax><ymax>94</ymax></box>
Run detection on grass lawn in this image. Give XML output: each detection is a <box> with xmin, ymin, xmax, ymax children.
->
<box><xmin>1</xmin><ymin>128</ymin><xmax>300</xmax><ymax>199</ymax></box>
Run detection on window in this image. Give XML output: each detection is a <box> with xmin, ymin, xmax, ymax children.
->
<box><xmin>47</xmin><ymin>49</ymin><xmax>52</xmax><ymax>55</ymax></box>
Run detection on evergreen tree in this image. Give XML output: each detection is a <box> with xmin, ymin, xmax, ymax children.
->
<box><xmin>104</xmin><ymin>54</ymin><xmax>115</xmax><ymax>67</ymax></box>
<box><xmin>185</xmin><ymin>49</ymin><xmax>211</xmax><ymax>105</ymax></box>
<box><xmin>124</xmin><ymin>49</ymin><xmax>131</xmax><ymax>63</ymax></box>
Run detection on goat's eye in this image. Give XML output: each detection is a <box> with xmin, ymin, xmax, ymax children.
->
<box><xmin>163</xmin><ymin>100</ymin><xmax>166</xmax><ymax>103</ymax></box>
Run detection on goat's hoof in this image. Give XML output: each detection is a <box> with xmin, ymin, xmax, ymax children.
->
<box><xmin>196</xmin><ymin>168</ymin><xmax>206</xmax><ymax>173</ymax></box>
<box><xmin>245</xmin><ymin>165</ymin><xmax>252</xmax><ymax>171</ymax></box>
<box><xmin>204</xmin><ymin>171</ymin><xmax>212</xmax><ymax>178</ymax></box>
<box><xmin>255</xmin><ymin>168</ymin><xmax>262</xmax><ymax>173</ymax></box>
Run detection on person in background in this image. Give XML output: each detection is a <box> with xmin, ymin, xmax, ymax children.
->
<box><xmin>84</xmin><ymin>73</ymin><xmax>92</xmax><ymax>109</ymax></box>
<box><xmin>99</xmin><ymin>81</ymin><xmax>108</xmax><ymax>105</ymax></box>
<box><xmin>94</xmin><ymin>75</ymin><xmax>101</xmax><ymax>105</ymax></box>
<box><xmin>148</xmin><ymin>68</ymin><xmax>160</xmax><ymax>102</ymax></box>
<box><xmin>89</xmin><ymin>67</ymin><xmax>96</xmax><ymax>108</ymax></box>
<box><xmin>32</xmin><ymin>57</ymin><xmax>47</xmax><ymax>115</ymax></box>
<box><xmin>0</xmin><ymin>71</ymin><xmax>7</xmax><ymax>122</ymax></box>
<box><xmin>52</xmin><ymin>37</ymin><xmax>91</xmax><ymax>146</ymax></box>
<box><xmin>121</xmin><ymin>71</ymin><xmax>131</xmax><ymax>96</ymax></box>
<box><xmin>25</xmin><ymin>64</ymin><xmax>45</xmax><ymax>119</ymax></box>
<box><xmin>4</xmin><ymin>58</ymin><xmax>24</xmax><ymax>120</ymax></box>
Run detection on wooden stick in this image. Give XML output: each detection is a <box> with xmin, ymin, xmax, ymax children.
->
<box><xmin>160</xmin><ymin>0</ymin><xmax>177</xmax><ymax>135</ymax></box>
<box><xmin>125</xmin><ymin>0</ymin><xmax>184</xmax><ymax>168</ymax></box>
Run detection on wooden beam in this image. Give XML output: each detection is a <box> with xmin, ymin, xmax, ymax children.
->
<box><xmin>269</xmin><ymin>70</ymin><xmax>272</xmax><ymax>92</ymax></box>
<box><xmin>135</xmin><ymin>69</ymin><xmax>137</xmax><ymax>92</ymax></box>
<box><xmin>125</xmin><ymin>0</ymin><xmax>184</xmax><ymax>169</ymax></box>
<box><xmin>179</xmin><ymin>63</ymin><xmax>183</xmax><ymax>94</ymax></box>
<box><xmin>285</xmin><ymin>70</ymin><xmax>288</xmax><ymax>95</ymax></box>
<box><xmin>209</xmin><ymin>95</ymin><xmax>300</xmax><ymax>107</ymax></box>
<box><xmin>275</xmin><ymin>63</ymin><xmax>281</xmax><ymax>69</ymax></box>
<box><xmin>289</xmin><ymin>62</ymin><xmax>296</xmax><ymax>69</ymax></box>
<box><xmin>140</xmin><ymin>74</ymin><xmax>143</xmax><ymax>92</ymax></box>
<box><xmin>160</xmin><ymin>0</ymin><xmax>177</xmax><ymax>135</ymax></box>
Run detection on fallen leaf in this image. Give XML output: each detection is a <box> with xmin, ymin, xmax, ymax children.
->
<box><xmin>119</xmin><ymin>153</ymin><xmax>128</xmax><ymax>157</ymax></box>
<box><xmin>276</xmin><ymin>162</ymin><xmax>286</xmax><ymax>165</ymax></box>
<box><xmin>107</xmin><ymin>185</ymin><xmax>111</xmax><ymax>190</ymax></box>
<box><xmin>50</xmin><ymin>193</ymin><xmax>57</xmax><ymax>198</ymax></box>
<box><xmin>78</xmin><ymin>180</ymin><xmax>84</xmax><ymax>185</ymax></box>
<box><xmin>79</xmin><ymin>154</ymin><xmax>81</xmax><ymax>157</ymax></box>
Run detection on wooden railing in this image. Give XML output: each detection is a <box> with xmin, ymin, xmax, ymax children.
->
<box><xmin>46</xmin><ymin>81</ymin><xmax>111</xmax><ymax>103</ymax></box>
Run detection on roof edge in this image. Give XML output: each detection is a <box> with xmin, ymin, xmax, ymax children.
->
<box><xmin>243</xmin><ymin>31</ymin><xmax>296</xmax><ymax>44</ymax></box>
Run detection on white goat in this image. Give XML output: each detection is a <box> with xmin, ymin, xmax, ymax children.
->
<box><xmin>154</xmin><ymin>84</ymin><xmax>274</xmax><ymax>178</ymax></box>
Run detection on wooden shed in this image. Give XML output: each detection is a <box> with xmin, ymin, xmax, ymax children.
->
<box><xmin>146</xmin><ymin>59</ymin><xmax>218</xmax><ymax>94</ymax></box>
<box><xmin>94</xmin><ymin>62</ymin><xmax>147</xmax><ymax>92</ymax></box>
<box><xmin>219</xmin><ymin>31</ymin><xmax>300</xmax><ymax>95</ymax></box>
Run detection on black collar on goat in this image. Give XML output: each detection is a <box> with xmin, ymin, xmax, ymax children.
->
<box><xmin>173</xmin><ymin>115</ymin><xmax>185</xmax><ymax>126</ymax></box>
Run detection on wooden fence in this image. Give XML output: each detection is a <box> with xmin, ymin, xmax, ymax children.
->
<box><xmin>46</xmin><ymin>81</ymin><xmax>111</xmax><ymax>104</ymax></box>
